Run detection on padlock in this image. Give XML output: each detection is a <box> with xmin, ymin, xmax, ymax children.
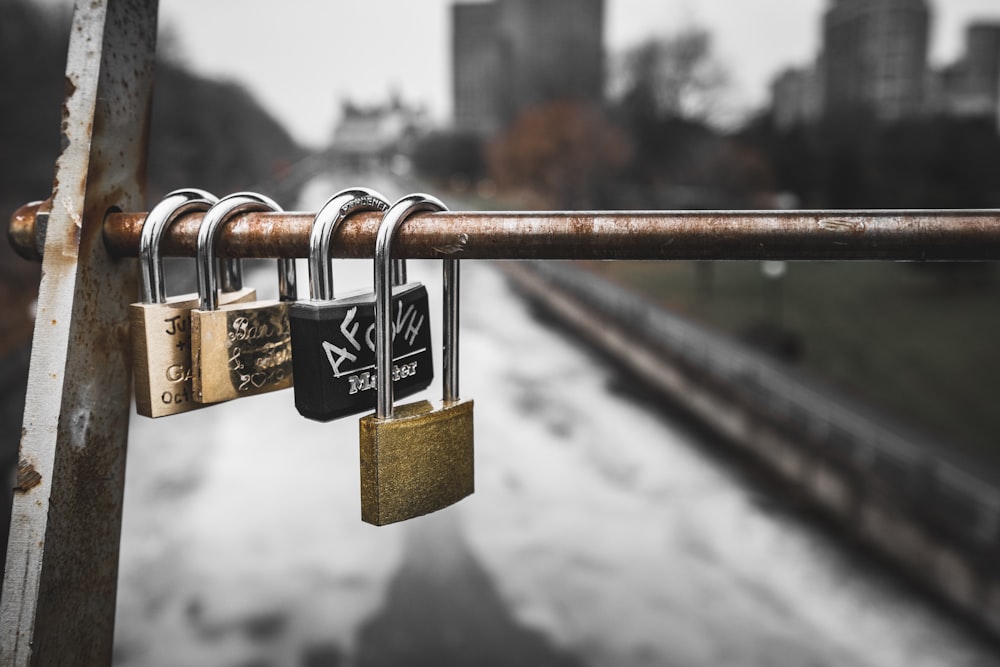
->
<box><xmin>290</xmin><ymin>187</ymin><xmax>435</xmax><ymax>422</ymax></box>
<box><xmin>130</xmin><ymin>188</ymin><xmax>257</xmax><ymax>418</ymax></box>
<box><xmin>191</xmin><ymin>192</ymin><xmax>297</xmax><ymax>403</ymax></box>
<box><xmin>359</xmin><ymin>194</ymin><xmax>474</xmax><ymax>526</ymax></box>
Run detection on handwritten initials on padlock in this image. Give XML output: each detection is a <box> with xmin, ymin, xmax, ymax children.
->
<box><xmin>130</xmin><ymin>189</ymin><xmax>257</xmax><ymax>418</ymax></box>
<box><xmin>190</xmin><ymin>192</ymin><xmax>297</xmax><ymax>404</ymax></box>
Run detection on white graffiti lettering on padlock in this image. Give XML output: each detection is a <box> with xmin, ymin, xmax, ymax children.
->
<box><xmin>362</xmin><ymin>301</ymin><xmax>426</xmax><ymax>352</ymax></box>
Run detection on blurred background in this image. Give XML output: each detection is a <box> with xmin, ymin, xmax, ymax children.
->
<box><xmin>3</xmin><ymin>0</ymin><xmax>1000</xmax><ymax>665</ymax></box>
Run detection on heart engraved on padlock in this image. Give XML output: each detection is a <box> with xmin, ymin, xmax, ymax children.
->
<box><xmin>191</xmin><ymin>192</ymin><xmax>297</xmax><ymax>404</ymax></box>
<box><xmin>359</xmin><ymin>194</ymin><xmax>474</xmax><ymax>526</ymax></box>
<box><xmin>290</xmin><ymin>187</ymin><xmax>434</xmax><ymax>422</ymax></box>
<box><xmin>130</xmin><ymin>189</ymin><xmax>257</xmax><ymax>418</ymax></box>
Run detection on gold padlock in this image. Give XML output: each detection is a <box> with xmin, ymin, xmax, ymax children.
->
<box><xmin>130</xmin><ymin>189</ymin><xmax>256</xmax><ymax>418</ymax></box>
<box><xmin>191</xmin><ymin>192</ymin><xmax>297</xmax><ymax>404</ymax></box>
<box><xmin>359</xmin><ymin>194</ymin><xmax>474</xmax><ymax>526</ymax></box>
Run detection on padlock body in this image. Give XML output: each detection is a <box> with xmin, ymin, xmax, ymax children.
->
<box><xmin>359</xmin><ymin>398</ymin><xmax>474</xmax><ymax>526</ymax></box>
<box><xmin>130</xmin><ymin>288</ymin><xmax>256</xmax><ymax>417</ymax></box>
<box><xmin>191</xmin><ymin>299</ymin><xmax>293</xmax><ymax>403</ymax></box>
<box><xmin>290</xmin><ymin>283</ymin><xmax>434</xmax><ymax>421</ymax></box>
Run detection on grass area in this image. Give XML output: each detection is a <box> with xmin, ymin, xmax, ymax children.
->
<box><xmin>581</xmin><ymin>260</ymin><xmax>1000</xmax><ymax>470</ymax></box>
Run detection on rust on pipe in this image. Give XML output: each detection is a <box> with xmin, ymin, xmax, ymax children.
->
<box><xmin>11</xmin><ymin>205</ymin><xmax>1000</xmax><ymax>261</ymax></box>
<box><xmin>103</xmin><ymin>208</ymin><xmax>1000</xmax><ymax>261</ymax></box>
<box><xmin>8</xmin><ymin>199</ymin><xmax>50</xmax><ymax>261</ymax></box>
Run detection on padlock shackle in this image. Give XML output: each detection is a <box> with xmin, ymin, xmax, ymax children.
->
<box><xmin>139</xmin><ymin>188</ymin><xmax>218</xmax><ymax>304</ymax></box>
<box><xmin>196</xmin><ymin>192</ymin><xmax>297</xmax><ymax>311</ymax></box>
<box><xmin>308</xmin><ymin>188</ymin><xmax>390</xmax><ymax>301</ymax></box>
<box><xmin>443</xmin><ymin>255</ymin><xmax>459</xmax><ymax>403</ymax></box>
<box><xmin>374</xmin><ymin>194</ymin><xmax>451</xmax><ymax>419</ymax></box>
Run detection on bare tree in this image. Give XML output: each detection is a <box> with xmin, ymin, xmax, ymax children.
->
<box><xmin>614</xmin><ymin>28</ymin><xmax>728</xmax><ymax>122</ymax></box>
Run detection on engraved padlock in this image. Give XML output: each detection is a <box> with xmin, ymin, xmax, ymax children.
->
<box><xmin>290</xmin><ymin>188</ymin><xmax>434</xmax><ymax>422</ymax></box>
<box><xmin>191</xmin><ymin>192</ymin><xmax>297</xmax><ymax>403</ymax></box>
<box><xmin>130</xmin><ymin>189</ymin><xmax>257</xmax><ymax>418</ymax></box>
<box><xmin>359</xmin><ymin>194</ymin><xmax>474</xmax><ymax>526</ymax></box>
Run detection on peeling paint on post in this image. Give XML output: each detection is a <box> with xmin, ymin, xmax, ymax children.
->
<box><xmin>0</xmin><ymin>1</ymin><xmax>157</xmax><ymax>665</ymax></box>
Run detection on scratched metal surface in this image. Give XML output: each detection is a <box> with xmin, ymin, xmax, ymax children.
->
<box><xmin>11</xmin><ymin>203</ymin><xmax>1000</xmax><ymax>261</ymax></box>
<box><xmin>0</xmin><ymin>1</ymin><xmax>155</xmax><ymax>664</ymax></box>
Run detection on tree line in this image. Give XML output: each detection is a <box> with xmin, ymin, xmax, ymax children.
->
<box><xmin>413</xmin><ymin>28</ymin><xmax>1000</xmax><ymax>211</ymax></box>
<box><xmin>0</xmin><ymin>0</ymin><xmax>305</xmax><ymax>227</ymax></box>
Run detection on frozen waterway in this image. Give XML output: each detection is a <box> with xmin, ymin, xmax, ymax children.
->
<box><xmin>113</xmin><ymin>175</ymin><xmax>999</xmax><ymax>666</ymax></box>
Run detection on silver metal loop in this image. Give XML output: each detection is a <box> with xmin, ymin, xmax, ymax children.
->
<box><xmin>442</xmin><ymin>253</ymin><xmax>460</xmax><ymax>404</ymax></box>
<box><xmin>196</xmin><ymin>192</ymin><xmax>297</xmax><ymax>311</ymax></box>
<box><xmin>138</xmin><ymin>188</ymin><xmax>217</xmax><ymax>304</ymax></box>
<box><xmin>374</xmin><ymin>193</ymin><xmax>451</xmax><ymax>419</ymax></box>
<box><xmin>307</xmin><ymin>188</ymin><xmax>389</xmax><ymax>301</ymax></box>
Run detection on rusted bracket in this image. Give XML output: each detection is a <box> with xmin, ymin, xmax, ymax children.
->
<box><xmin>0</xmin><ymin>1</ymin><xmax>157</xmax><ymax>665</ymax></box>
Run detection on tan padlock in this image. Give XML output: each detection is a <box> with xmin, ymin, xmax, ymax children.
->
<box><xmin>130</xmin><ymin>189</ymin><xmax>256</xmax><ymax>417</ymax></box>
<box><xmin>191</xmin><ymin>192</ymin><xmax>297</xmax><ymax>403</ymax></box>
<box><xmin>359</xmin><ymin>194</ymin><xmax>474</xmax><ymax>526</ymax></box>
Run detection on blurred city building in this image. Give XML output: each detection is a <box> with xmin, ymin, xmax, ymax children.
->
<box><xmin>452</xmin><ymin>0</ymin><xmax>604</xmax><ymax>135</ymax></box>
<box><xmin>770</xmin><ymin>64</ymin><xmax>824</xmax><ymax>129</ymax></box>
<box><xmin>772</xmin><ymin>0</ymin><xmax>1000</xmax><ymax>129</ymax></box>
<box><xmin>822</xmin><ymin>0</ymin><xmax>930</xmax><ymax>121</ymax></box>
<box><xmin>328</xmin><ymin>97</ymin><xmax>428</xmax><ymax>171</ymax></box>
<box><xmin>931</xmin><ymin>23</ymin><xmax>1000</xmax><ymax>118</ymax></box>
<box><xmin>452</xmin><ymin>2</ymin><xmax>502</xmax><ymax>135</ymax></box>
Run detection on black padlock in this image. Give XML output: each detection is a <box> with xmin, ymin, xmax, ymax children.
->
<box><xmin>289</xmin><ymin>187</ymin><xmax>434</xmax><ymax>421</ymax></box>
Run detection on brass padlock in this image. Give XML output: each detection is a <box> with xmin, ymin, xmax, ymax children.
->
<box><xmin>130</xmin><ymin>189</ymin><xmax>256</xmax><ymax>417</ymax></box>
<box><xmin>191</xmin><ymin>192</ymin><xmax>297</xmax><ymax>403</ymax></box>
<box><xmin>359</xmin><ymin>194</ymin><xmax>474</xmax><ymax>526</ymax></box>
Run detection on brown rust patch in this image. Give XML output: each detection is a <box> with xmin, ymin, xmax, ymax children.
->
<box><xmin>8</xmin><ymin>201</ymin><xmax>45</xmax><ymax>261</ymax></box>
<box><xmin>16</xmin><ymin>459</ymin><xmax>42</xmax><ymax>493</ymax></box>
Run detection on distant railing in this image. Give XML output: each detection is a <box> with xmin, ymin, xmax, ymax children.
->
<box><xmin>524</xmin><ymin>261</ymin><xmax>1000</xmax><ymax>557</ymax></box>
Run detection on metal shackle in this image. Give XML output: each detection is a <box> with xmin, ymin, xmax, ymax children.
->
<box><xmin>196</xmin><ymin>192</ymin><xmax>298</xmax><ymax>311</ymax></box>
<box><xmin>139</xmin><ymin>188</ymin><xmax>219</xmax><ymax>304</ymax></box>
<box><xmin>373</xmin><ymin>193</ymin><xmax>454</xmax><ymax>419</ymax></box>
<box><xmin>308</xmin><ymin>188</ymin><xmax>390</xmax><ymax>301</ymax></box>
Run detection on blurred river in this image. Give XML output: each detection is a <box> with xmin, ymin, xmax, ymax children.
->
<box><xmin>113</xmin><ymin>173</ymin><xmax>999</xmax><ymax>666</ymax></box>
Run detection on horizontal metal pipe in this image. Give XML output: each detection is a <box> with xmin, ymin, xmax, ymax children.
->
<box><xmin>11</xmin><ymin>203</ymin><xmax>1000</xmax><ymax>261</ymax></box>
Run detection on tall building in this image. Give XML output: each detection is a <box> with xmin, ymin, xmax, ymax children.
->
<box><xmin>495</xmin><ymin>0</ymin><xmax>604</xmax><ymax>124</ymax></box>
<box><xmin>822</xmin><ymin>0</ymin><xmax>930</xmax><ymax>120</ymax></box>
<box><xmin>948</xmin><ymin>23</ymin><xmax>1000</xmax><ymax>119</ymax></box>
<box><xmin>452</xmin><ymin>0</ymin><xmax>604</xmax><ymax>135</ymax></box>
<box><xmin>771</xmin><ymin>64</ymin><xmax>824</xmax><ymax>129</ymax></box>
<box><xmin>452</xmin><ymin>2</ymin><xmax>501</xmax><ymax>135</ymax></box>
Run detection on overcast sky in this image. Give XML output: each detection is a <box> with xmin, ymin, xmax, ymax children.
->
<box><xmin>46</xmin><ymin>0</ymin><xmax>1000</xmax><ymax>147</ymax></box>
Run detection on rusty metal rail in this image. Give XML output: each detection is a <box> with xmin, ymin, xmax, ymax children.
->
<box><xmin>10</xmin><ymin>202</ymin><xmax>1000</xmax><ymax>261</ymax></box>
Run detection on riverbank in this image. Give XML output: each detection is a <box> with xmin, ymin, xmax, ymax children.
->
<box><xmin>581</xmin><ymin>260</ymin><xmax>1000</xmax><ymax>470</ymax></box>
<box><xmin>502</xmin><ymin>260</ymin><xmax>1000</xmax><ymax>639</ymax></box>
